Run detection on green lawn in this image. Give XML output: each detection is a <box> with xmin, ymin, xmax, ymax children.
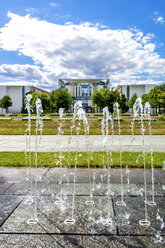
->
<box><xmin>0</xmin><ymin>151</ymin><xmax>164</xmax><ymax>168</ymax></box>
<box><xmin>0</xmin><ymin>119</ymin><xmax>165</xmax><ymax>135</ymax></box>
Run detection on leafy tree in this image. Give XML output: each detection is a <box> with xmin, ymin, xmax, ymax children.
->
<box><xmin>158</xmin><ymin>92</ymin><xmax>165</xmax><ymax>104</ymax></box>
<box><xmin>128</xmin><ymin>93</ymin><xmax>137</xmax><ymax>108</ymax></box>
<box><xmin>50</xmin><ymin>88</ymin><xmax>72</xmax><ymax>112</ymax></box>
<box><xmin>32</xmin><ymin>93</ymin><xmax>51</xmax><ymax>112</ymax></box>
<box><xmin>142</xmin><ymin>84</ymin><xmax>165</xmax><ymax>113</ymax></box>
<box><xmin>27</xmin><ymin>93</ymin><xmax>50</xmax><ymax>113</ymax></box>
<box><xmin>91</xmin><ymin>88</ymin><xmax>128</xmax><ymax>113</ymax></box>
<box><xmin>142</xmin><ymin>93</ymin><xmax>149</xmax><ymax>105</ymax></box>
<box><xmin>0</xmin><ymin>95</ymin><xmax>12</xmax><ymax>113</ymax></box>
<box><xmin>119</xmin><ymin>93</ymin><xmax>129</xmax><ymax>113</ymax></box>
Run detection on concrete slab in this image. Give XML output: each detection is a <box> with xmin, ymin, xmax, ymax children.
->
<box><xmin>43</xmin><ymin>168</ymin><xmax>160</xmax><ymax>184</ymax></box>
<box><xmin>0</xmin><ymin>167</ymin><xmax>49</xmax><ymax>183</ymax></box>
<box><xmin>0</xmin><ymin>195</ymin><xmax>22</xmax><ymax>226</ymax></box>
<box><xmin>0</xmin><ymin>183</ymin><xmax>12</xmax><ymax>194</ymax></box>
<box><xmin>0</xmin><ymin>234</ymin><xmax>164</xmax><ymax>248</ymax></box>
<box><xmin>61</xmin><ymin>183</ymin><xmax>139</xmax><ymax>196</ymax></box>
<box><xmin>3</xmin><ymin>182</ymin><xmax>58</xmax><ymax>196</ymax></box>
<box><xmin>154</xmin><ymin>169</ymin><xmax>165</xmax><ymax>185</ymax></box>
<box><xmin>0</xmin><ymin>135</ymin><xmax>164</xmax><ymax>152</ymax></box>
<box><xmin>0</xmin><ymin>196</ymin><xmax>116</xmax><ymax>235</ymax></box>
<box><xmin>114</xmin><ymin>196</ymin><xmax>165</xmax><ymax>236</ymax></box>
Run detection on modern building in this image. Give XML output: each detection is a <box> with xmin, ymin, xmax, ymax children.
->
<box><xmin>0</xmin><ymin>85</ymin><xmax>48</xmax><ymax>113</ymax></box>
<box><xmin>117</xmin><ymin>84</ymin><xmax>155</xmax><ymax>101</ymax></box>
<box><xmin>58</xmin><ymin>79</ymin><xmax>110</xmax><ymax>110</ymax></box>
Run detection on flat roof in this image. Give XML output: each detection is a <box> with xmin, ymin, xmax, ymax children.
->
<box><xmin>59</xmin><ymin>79</ymin><xmax>110</xmax><ymax>84</ymax></box>
<box><xmin>117</xmin><ymin>84</ymin><xmax>156</xmax><ymax>86</ymax></box>
<box><xmin>0</xmin><ymin>84</ymin><xmax>49</xmax><ymax>93</ymax></box>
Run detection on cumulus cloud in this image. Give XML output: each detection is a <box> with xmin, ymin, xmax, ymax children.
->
<box><xmin>25</xmin><ymin>8</ymin><xmax>39</xmax><ymax>15</ymax></box>
<box><xmin>0</xmin><ymin>12</ymin><xmax>164</xmax><ymax>88</ymax></box>
<box><xmin>153</xmin><ymin>12</ymin><xmax>165</xmax><ymax>24</ymax></box>
<box><xmin>49</xmin><ymin>2</ymin><xmax>58</xmax><ymax>7</ymax></box>
<box><xmin>0</xmin><ymin>64</ymin><xmax>56</xmax><ymax>88</ymax></box>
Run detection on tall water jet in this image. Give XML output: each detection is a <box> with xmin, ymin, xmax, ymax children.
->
<box><xmin>65</xmin><ymin>101</ymin><xmax>89</xmax><ymax>225</ymax></box>
<box><xmin>27</xmin><ymin>98</ymin><xmax>43</xmax><ymax>225</ymax></box>
<box><xmin>55</xmin><ymin>108</ymin><xmax>65</xmax><ymax>205</ymax></box>
<box><xmin>133</xmin><ymin>97</ymin><xmax>150</xmax><ymax>227</ymax></box>
<box><xmin>144</xmin><ymin>102</ymin><xmax>156</xmax><ymax>206</ymax></box>
<box><xmin>127</xmin><ymin>111</ymin><xmax>136</xmax><ymax>194</ymax></box>
<box><xmin>24</xmin><ymin>94</ymin><xmax>33</xmax><ymax>205</ymax></box>
<box><xmin>114</xmin><ymin>102</ymin><xmax>126</xmax><ymax>207</ymax></box>
<box><xmin>100</xmin><ymin>107</ymin><xmax>113</xmax><ymax>226</ymax></box>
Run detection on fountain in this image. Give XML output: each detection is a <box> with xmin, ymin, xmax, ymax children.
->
<box><xmin>24</xmin><ymin>94</ymin><xmax>33</xmax><ymax>205</ymax></box>
<box><xmin>144</xmin><ymin>102</ymin><xmax>156</xmax><ymax>206</ymax></box>
<box><xmin>113</xmin><ymin>102</ymin><xmax>126</xmax><ymax>207</ymax></box>
<box><xmin>133</xmin><ymin>97</ymin><xmax>150</xmax><ymax>227</ymax></box>
<box><xmin>25</xmin><ymin>97</ymin><xmax>43</xmax><ymax>224</ymax></box>
<box><xmin>21</xmin><ymin>95</ymin><xmax>164</xmax><ymax>244</ymax></box>
<box><xmin>100</xmin><ymin>106</ymin><xmax>113</xmax><ymax>226</ymax></box>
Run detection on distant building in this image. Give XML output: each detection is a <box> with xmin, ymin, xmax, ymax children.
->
<box><xmin>117</xmin><ymin>84</ymin><xmax>155</xmax><ymax>101</ymax></box>
<box><xmin>58</xmin><ymin>79</ymin><xmax>110</xmax><ymax>110</ymax></box>
<box><xmin>0</xmin><ymin>85</ymin><xmax>48</xmax><ymax>113</ymax></box>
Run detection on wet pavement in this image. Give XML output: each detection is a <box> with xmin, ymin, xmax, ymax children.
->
<box><xmin>0</xmin><ymin>167</ymin><xmax>165</xmax><ymax>247</ymax></box>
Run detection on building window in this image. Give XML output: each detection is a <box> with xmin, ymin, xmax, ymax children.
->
<box><xmin>61</xmin><ymin>85</ymin><xmax>65</xmax><ymax>89</ymax></box>
<box><xmin>81</xmin><ymin>85</ymin><xmax>89</xmax><ymax>96</ymax></box>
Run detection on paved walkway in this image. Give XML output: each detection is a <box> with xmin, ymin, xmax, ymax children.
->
<box><xmin>0</xmin><ymin>167</ymin><xmax>164</xmax><ymax>247</ymax></box>
<box><xmin>0</xmin><ymin>135</ymin><xmax>165</xmax><ymax>152</ymax></box>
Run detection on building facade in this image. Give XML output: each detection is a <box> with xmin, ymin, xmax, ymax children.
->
<box><xmin>0</xmin><ymin>85</ymin><xmax>48</xmax><ymax>113</ymax></box>
<box><xmin>58</xmin><ymin>79</ymin><xmax>110</xmax><ymax>109</ymax></box>
<box><xmin>117</xmin><ymin>84</ymin><xmax>155</xmax><ymax>101</ymax></box>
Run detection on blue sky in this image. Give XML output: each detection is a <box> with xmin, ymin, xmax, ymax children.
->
<box><xmin>0</xmin><ymin>0</ymin><xmax>165</xmax><ymax>90</ymax></box>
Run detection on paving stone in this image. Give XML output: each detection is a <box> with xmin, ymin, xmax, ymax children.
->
<box><xmin>61</xmin><ymin>183</ymin><xmax>139</xmax><ymax>196</ymax></box>
<box><xmin>0</xmin><ymin>234</ymin><xmax>164</xmax><ymax>248</ymax></box>
<box><xmin>0</xmin><ymin>177</ymin><xmax>8</xmax><ymax>183</ymax></box>
<box><xmin>154</xmin><ymin>170</ymin><xmax>165</xmax><ymax>185</ymax></box>
<box><xmin>0</xmin><ymin>167</ymin><xmax>49</xmax><ymax>183</ymax></box>
<box><xmin>0</xmin><ymin>195</ymin><xmax>23</xmax><ymax>226</ymax></box>
<box><xmin>130</xmin><ymin>183</ymin><xmax>165</xmax><ymax>197</ymax></box>
<box><xmin>0</xmin><ymin>183</ymin><xmax>12</xmax><ymax>194</ymax></box>
<box><xmin>114</xmin><ymin>196</ymin><xmax>165</xmax><ymax>236</ymax></box>
<box><xmin>0</xmin><ymin>196</ymin><xmax>116</xmax><ymax>235</ymax></box>
<box><xmin>3</xmin><ymin>182</ymin><xmax>58</xmax><ymax>196</ymax></box>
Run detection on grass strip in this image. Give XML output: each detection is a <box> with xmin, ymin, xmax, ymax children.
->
<box><xmin>0</xmin><ymin>151</ymin><xmax>164</xmax><ymax>168</ymax></box>
<box><xmin>0</xmin><ymin>119</ymin><xmax>165</xmax><ymax>135</ymax></box>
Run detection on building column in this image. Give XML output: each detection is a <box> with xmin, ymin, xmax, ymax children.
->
<box><xmin>74</xmin><ymin>85</ymin><xmax>77</xmax><ymax>96</ymax></box>
<box><xmin>88</xmin><ymin>86</ymin><xmax>90</xmax><ymax>96</ymax></box>
<box><xmin>80</xmin><ymin>86</ymin><xmax>82</xmax><ymax>96</ymax></box>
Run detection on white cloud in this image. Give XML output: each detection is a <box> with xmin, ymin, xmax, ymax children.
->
<box><xmin>0</xmin><ymin>12</ymin><xmax>164</xmax><ymax>88</ymax></box>
<box><xmin>153</xmin><ymin>12</ymin><xmax>165</xmax><ymax>24</ymax></box>
<box><xmin>25</xmin><ymin>8</ymin><xmax>39</xmax><ymax>15</ymax></box>
<box><xmin>49</xmin><ymin>2</ymin><xmax>58</xmax><ymax>7</ymax></box>
<box><xmin>0</xmin><ymin>64</ymin><xmax>56</xmax><ymax>88</ymax></box>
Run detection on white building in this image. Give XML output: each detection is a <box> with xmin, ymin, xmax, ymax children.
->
<box><xmin>0</xmin><ymin>85</ymin><xmax>48</xmax><ymax>114</ymax></box>
<box><xmin>117</xmin><ymin>84</ymin><xmax>155</xmax><ymax>101</ymax></box>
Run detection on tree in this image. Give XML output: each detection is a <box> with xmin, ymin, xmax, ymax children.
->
<box><xmin>158</xmin><ymin>92</ymin><xmax>165</xmax><ymax>105</ymax></box>
<box><xmin>91</xmin><ymin>88</ymin><xmax>128</xmax><ymax>113</ymax></box>
<box><xmin>128</xmin><ymin>93</ymin><xmax>137</xmax><ymax>108</ymax></box>
<box><xmin>142</xmin><ymin>84</ymin><xmax>165</xmax><ymax>113</ymax></box>
<box><xmin>0</xmin><ymin>95</ymin><xmax>12</xmax><ymax>113</ymax></box>
<box><xmin>31</xmin><ymin>93</ymin><xmax>51</xmax><ymax>112</ymax></box>
<box><xmin>119</xmin><ymin>93</ymin><xmax>129</xmax><ymax>113</ymax></box>
<box><xmin>50</xmin><ymin>88</ymin><xmax>72</xmax><ymax>112</ymax></box>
